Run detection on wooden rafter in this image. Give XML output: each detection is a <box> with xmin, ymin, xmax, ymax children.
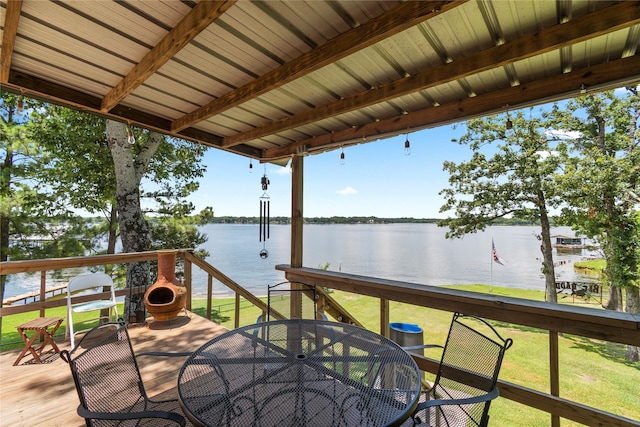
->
<box><xmin>169</xmin><ymin>0</ymin><xmax>465</xmax><ymax>133</ymax></box>
<box><xmin>100</xmin><ymin>0</ymin><xmax>236</xmax><ymax>112</ymax></box>
<box><xmin>225</xmin><ymin>2</ymin><xmax>640</xmax><ymax>148</ymax></box>
<box><xmin>0</xmin><ymin>0</ymin><xmax>23</xmax><ymax>84</ymax></box>
<box><xmin>3</xmin><ymin>1</ymin><xmax>638</xmax><ymax>166</ymax></box>
<box><xmin>5</xmin><ymin>68</ymin><xmax>267</xmax><ymax>160</ymax></box>
<box><xmin>262</xmin><ymin>54</ymin><xmax>640</xmax><ymax>161</ymax></box>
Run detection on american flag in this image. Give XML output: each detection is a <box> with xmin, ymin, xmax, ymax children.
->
<box><xmin>492</xmin><ymin>239</ymin><xmax>506</xmax><ymax>265</ymax></box>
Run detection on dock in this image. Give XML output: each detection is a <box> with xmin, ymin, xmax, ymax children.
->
<box><xmin>2</xmin><ymin>284</ymin><xmax>68</xmax><ymax>306</ymax></box>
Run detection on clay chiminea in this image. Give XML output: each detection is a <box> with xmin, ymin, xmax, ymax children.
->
<box><xmin>143</xmin><ymin>250</ymin><xmax>187</xmax><ymax>321</ymax></box>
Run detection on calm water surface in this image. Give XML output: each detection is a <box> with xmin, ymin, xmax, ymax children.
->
<box><xmin>191</xmin><ymin>224</ymin><xmax>597</xmax><ymax>298</ymax></box>
<box><xmin>5</xmin><ymin>224</ymin><xmax>598</xmax><ymax>300</ymax></box>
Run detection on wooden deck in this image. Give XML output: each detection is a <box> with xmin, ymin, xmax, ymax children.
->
<box><xmin>0</xmin><ymin>311</ymin><xmax>228</xmax><ymax>427</ymax></box>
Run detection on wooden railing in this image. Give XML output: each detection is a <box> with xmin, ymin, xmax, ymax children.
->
<box><xmin>0</xmin><ymin>250</ymin><xmax>357</xmax><ymax>327</ymax></box>
<box><xmin>1</xmin><ymin>253</ymin><xmax>639</xmax><ymax>426</ymax></box>
<box><xmin>0</xmin><ymin>250</ymin><xmax>272</xmax><ymax>324</ymax></box>
<box><xmin>276</xmin><ymin>264</ymin><xmax>640</xmax><ymax>427</ymax></box>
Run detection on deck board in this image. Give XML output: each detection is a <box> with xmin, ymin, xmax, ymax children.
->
<box><xmin>0</xmin><ymin>312</ymin><xmax>228</xmax><ymax>427</ymax></box>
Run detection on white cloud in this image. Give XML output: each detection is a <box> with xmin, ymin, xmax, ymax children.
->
<box><xmin>337</xmin><ymin>186</ymin><xmax>358</xmax><ymax>196</ymax></box>
<box><xmin>273</xmin><ymin>165</ymin><xmax>291</xmax><ymax>175</ymax></box>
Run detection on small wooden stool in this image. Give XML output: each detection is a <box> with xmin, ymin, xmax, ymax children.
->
<box><xmin>14</xmin><ymin>317</ymin><xmax>63</xmax><ymax>366</ymax></box>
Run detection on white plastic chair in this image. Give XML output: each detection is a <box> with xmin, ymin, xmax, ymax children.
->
<box><xmin>65</xmin><ymin>272</ymin><xmax>118</xmax><ymax>349</ymax></box>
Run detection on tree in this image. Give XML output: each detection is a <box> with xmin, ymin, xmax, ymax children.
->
<box><xmin>438</xmin><ymin>111</ymin><xmax>565</xmax><ymax>303</ymax></box>
<box><xmin>30</xmin><ymin>105</ymin><xmax>210</xmax><ymax>256</ymax></box>
<box><xmin>0</xmin><ymin>93</ymin><xmax>93</xmax><ymax>333</ymax></box>
<box><xmin>106</xmin><ymin>120</ymin><xmax>211</xmax><ymax>319</ymax></box>
<box><xmin>546</xmin><ymin>89</ymin><xmax>639</xmax><ymax>361</ymax></box>
<box><xmin>3</xmin><ymin>97</ymin><xmax>211</xmax><ymax>322</ymax></box>
<box><xmin>29</xmin><ymin>103</ymin><xmax>120</xmax><ymax>252</ymax></box>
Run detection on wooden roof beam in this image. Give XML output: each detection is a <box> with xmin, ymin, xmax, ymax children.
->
<box><xmin>6</xmin><ymin>70</ymin><xmax>233</xmax><ymax>152</ymax></box>
<box><xmin>100</xmin><ymin>0</ymin><xmax>236</xmax><ymax>113</ymax></box>
<box><xmin>0</xmin><ymin>0</ymin><xmax>23</xmax><ymax>83</ymax></box>
<box><xmin>228</xmin><ymin>2</ymin><xmax>640</xmax><ymax>147</ymax></box>
<box><xmin>262</xmin><ymin>54</ymin><xmax>640</xmax><ymax>160</ymax></box>
<box><xmin>170</xmin><ymin>0</ymin><xmax>464</xmax><ymax>133</ymax></box>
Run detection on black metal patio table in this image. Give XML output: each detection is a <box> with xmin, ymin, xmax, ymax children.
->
<box><xmin>178</xmin><ymin>319</ymin><xmax>421</xmax><ymax>427</ymax></box>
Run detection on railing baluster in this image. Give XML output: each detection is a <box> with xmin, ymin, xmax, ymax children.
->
<box><xmin>234</xmin><ymin>293</ymin><xmax>240</xmax><ymax>328</ymax></box>
<box><xmin>206</xmin><ymin>274</ymin><xmax>213</xmax><ymax>320</ymax></box>
<box><xmin>39</xmin><ymin>271</ymin><xmax>46</xmax><ymax>318</ymax></box>
<box><xmin>550</xmin><ymin>331</ymin><xmax>560</xmax><ymax>427</ymax></box>
<box><xmin>184</xmin><ymin>257</ymin><xmax>192</xmax><ymax>311</ymax></box>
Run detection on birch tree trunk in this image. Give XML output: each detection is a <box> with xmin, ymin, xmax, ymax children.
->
<box><xmin>626</xmin><ymin>287</ymin><xmax>640</xmax><ymax>361</ymax></box>
<box><xmin>106</xmin><ymin>120</ymin><xmax>163</xmax><ymax>320</ymax></box>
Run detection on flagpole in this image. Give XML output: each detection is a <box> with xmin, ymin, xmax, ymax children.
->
<box><xmin>490</xmin><ymin>238</ymin><xmax>493</xmax><ymax>293</ymax></box>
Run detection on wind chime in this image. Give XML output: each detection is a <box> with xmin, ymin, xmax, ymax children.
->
<box><xmin>259</xmin><ymin>169</ymin><xmax>270</xmax><ymax>259</ymax></box>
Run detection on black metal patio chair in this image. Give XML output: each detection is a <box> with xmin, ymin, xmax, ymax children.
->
<box><xmin>60</xmin><ymin>321</ymin><xmax>192</xmax><ymax>426</ymax></box>
<box><xmin>259</xmin><ymin>281</ymin><xmax>327</xmax><ymax>322</ymax></box>
<box><xmin>404</xmin><ymin>312</ymin><xmax>513</xmax><ymax>427</ymax></box>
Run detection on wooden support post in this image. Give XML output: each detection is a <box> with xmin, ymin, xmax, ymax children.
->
<box><xmin>290</xmin><ymin>155</ymin><xmax>304</xmax><ymax>318</ymax></box>
<box><xmin>291</xmin><ymin>155</ymin><xmax>303</xmax><ymax>268</ymax></box>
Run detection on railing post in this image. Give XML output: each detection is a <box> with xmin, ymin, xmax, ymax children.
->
<box><xmin>380</xmin><ymin>298</ymin><xmax>389</xmax><ymax>337</ymax></box>
<box><xmin>550</xmin><ymin>330</ymin><xmax>560</xmax><ymax>427</ymax></box>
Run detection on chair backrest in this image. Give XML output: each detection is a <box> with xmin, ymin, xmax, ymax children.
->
<box><xmin>68</xmin><ymin>272</ymin><xmax>115</xmax><ymax>294</ymax></box>
<box><xmin>66</xmin><ymin>272</ymin><xmax>119</xmax><ymax>349</ymax></box>
<box><xmin>62</xmin><ymin>322</ymin><xmax>149</xmax><ymax>424</ymax></box>
<box><xmin>433</xmin><ymin>312</ymin><xmax>513</xmax><ymax>426</ymax></box>
<box><xmin>266</xmin><ymin>281</ymin><xmax>318</xmax><ymax>321</ymax></box>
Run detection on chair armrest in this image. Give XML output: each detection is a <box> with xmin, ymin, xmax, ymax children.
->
<box><xmin>415</xmin><ymin>386</ymin><xmax>499</xmax><ymax>411</ymax></box>
<box><xmin>77</xmin><ymin>404</ymin><xmax>186</xmax><ymax>426</ymax></box>
<box><xmin>402</xmin><ymin>344</ymin><xmax>443</xmax><ymax>352</ymax></box>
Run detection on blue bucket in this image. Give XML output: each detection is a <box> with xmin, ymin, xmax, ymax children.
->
<box><xmin>389</xmin><ymin>322</ymin><xmax>424</xmax><ymax>354</ymax></box>
<box><xmin>389</xmin><ymin>322</ymin><xmax>422</xmax><ymax>333</ymax></box>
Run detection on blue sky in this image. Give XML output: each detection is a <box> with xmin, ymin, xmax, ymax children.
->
<box><xmin>187</xmin><ymin>122</ymin><xmax>472</xmax><ymax>219</ymax></box>
<box><xmin>189</xmin><ymin>87</ymin><xmax>634</xmax><ymax>219</ymax></box>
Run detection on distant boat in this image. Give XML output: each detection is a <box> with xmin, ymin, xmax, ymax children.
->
<box><xmin>551</xmin><ymin>235</ymin><xmax>591</xmax><ymax>249</ymax></box>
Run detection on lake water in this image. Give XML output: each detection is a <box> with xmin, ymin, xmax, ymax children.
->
<box><xmin>192</xmin><ymin>223</ymin><xmax>598</xmax><ymax>298</ymax></box>
<box><xmin>4</xmin><ymin>224</ymin><xmax>599</xmax><ymax>300</ymax></box>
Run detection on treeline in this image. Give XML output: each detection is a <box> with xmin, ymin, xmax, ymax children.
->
<box><xmin>207</xmin><ymin>216</ymin><xmax>539</xmax><ymax>225</ymax></box>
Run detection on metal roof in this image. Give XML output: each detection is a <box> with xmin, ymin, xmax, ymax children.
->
<box><xmin>2</xmin><ymin>0</ymin><xmax>639</xmax><ymax>164</ymax></box>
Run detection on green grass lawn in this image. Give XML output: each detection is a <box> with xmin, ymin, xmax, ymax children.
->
<box><xmin>2</xmin><ymin>285</ymin><xmax>638</xmax><ymax>426</ymax></box>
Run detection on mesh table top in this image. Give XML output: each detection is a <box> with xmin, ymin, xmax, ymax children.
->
<box><xmin>178</xmin><ymin>319</ymin><xmax>421</xmax><ymax>427</ymax></box>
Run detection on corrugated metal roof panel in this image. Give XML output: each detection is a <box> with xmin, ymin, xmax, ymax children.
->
<box><xmin>3</xmin><ymin>0</ymin><xmax>638</xmax><ymax>162</ymax></box>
